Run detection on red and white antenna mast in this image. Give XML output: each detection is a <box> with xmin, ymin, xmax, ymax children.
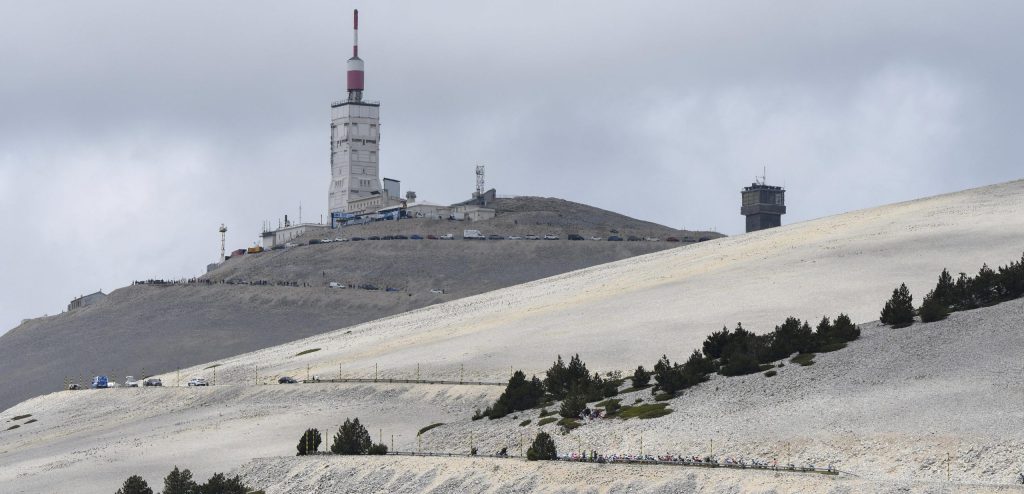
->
<box><xmin>347</xmin><ymin>9</ymin><xmax>365</xmax><ymax>102</ymax></box>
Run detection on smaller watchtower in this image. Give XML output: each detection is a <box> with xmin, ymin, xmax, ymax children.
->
<box><xmin>740</xmin><ymin>173</ymin><xmax>786</xmax><ymax>233</ymax></box>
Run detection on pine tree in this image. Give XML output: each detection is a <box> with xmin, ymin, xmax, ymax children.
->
<box><xmin>631</xmin><ymin>366</ymin><xmax>651</xmax><ymax>388</ymax></box>
<box><xmin>331</xmin><ymin>418</ymin><xmax>372</xmax><ymax>455</ymax></box>
<box><xmin>163</xmin><ymin>466</ymin><xmax>199</xmax><ymax>494</ymax></box>
<box><xmin>296</xmin><ymin>428</ymin><xmax>322</xmax><ymax>456</ymax></box>
<box><xmin>198</xmin><ymin>473</ymin><xmax>251</xmax><ymax>494</ymax></box>
<box><xmin>880</xmin><ymin>283</ymin><xmax>915</xmax><ymax>328</ymax></box>
<box><xmin>933</xmin><ymin>268</ymin><xmax>956</xmax><ymax>307</ymax></box>
<box><xmin>919</xmin><ymin>290</ymin><xmax>950</xmax><ymax>323</ymax></box>
<box><xmin>526</xmin><ymin>432</ymin><xmax>557</xmax><ymax>461</ymax></box>
<box><xmin>115</xmin><ymin>475</ymin><xmax>153</xmax><ymax>494</ymax></box>
<box><xmin>558</xmin><ymin>388</ymin><xmax>587</xmax><ymax>418</ymax></box>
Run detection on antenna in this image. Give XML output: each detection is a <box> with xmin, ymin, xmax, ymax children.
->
<box><xmin>475</xmin><ymin>165</ymin><xmax>485</xmax><ymax>196</ymax></box>
<box><xmin>218</xmin><ymin>224</ymin><xmax>227</xmax><ymax>262</ymax></box>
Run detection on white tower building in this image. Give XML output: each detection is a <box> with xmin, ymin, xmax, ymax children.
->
<box><xmin>329</xmin><ymin>9</ymin><xmax>382</xmax><ymax>215</ymax></box>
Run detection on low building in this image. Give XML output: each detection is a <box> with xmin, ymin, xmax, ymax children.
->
<box><xmin>406</xmin><ymin>200</ymin><xmax>452</xmax><ymax>220</ymax></box>
<box><xmin>346</xmin><ymin>190</ymin><xmax>404</xmax><ymax>215</ymax></box>
<box><xmin>261</xmin><ymin>223</ymin><xmax>330</xmax><ymax>249</ymax></box>
<box><xmin>68</xmin><ymin>290</ymin><xmax>106</xmax><ymax>312</ymax></box>
<box><xmin>451</xmin><ymin>204</ymin><xmax>496</xmax><ymax>222</ymax></box>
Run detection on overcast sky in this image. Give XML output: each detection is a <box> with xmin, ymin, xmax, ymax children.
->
<box><xmin>1</xmin><ymin>1</ymin><xmax>1022</xmax><ymax>334</ymax></box>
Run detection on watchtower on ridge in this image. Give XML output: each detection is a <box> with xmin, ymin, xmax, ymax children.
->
<box><xmin>740</xmin><ymin>172</ymin><xmax>786</xmax><ymax>233</ymax></box>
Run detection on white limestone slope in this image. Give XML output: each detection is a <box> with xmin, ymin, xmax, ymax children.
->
<box><xmin>1</xmin><ymin>179</ymin><xmax>1023</xmax><ymax>493</ymax></box>
<box><xmin>160</xmin><ymin>179</ymin><xmax>1024</xmax><ymax>387</ymax></box>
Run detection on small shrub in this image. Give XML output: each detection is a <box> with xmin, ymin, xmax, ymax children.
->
<box><xmin>526</xmin><ymin>432</ymin><xmax>557</xmax><ymax>461</ymax></box>
<box><xmin>295</xmin><ymin>348</ymin><xmax>322</xmax><ymax>357</ymax></box>
<box><xmin>764</xmin><ymin>370</ymin><xmax>777</xmax><ymax>377</ymax></box>
<box><xmin>6</xmin><ymin>424</ymin><xmax>19</xmax><ymax>430</ymax></box>
<box><xmin>24</xmin><ymin>419</ymin><xmax>37</xmax><ymax>424</ymax></box>
<box><xmin>538</xmin><ymin>407</ymin><xmax>555</xmax><ymax>418</ymax></box>
<box><xmin>790</xmin><ymin>353</ymin><xmax>816</xmax><ymax>366</ymax></box>
<box><xmin>519</xmin><ymin>419</ymin><xmax>532</xmax><ymax>427</ymax></box>
<box><xmin>880</xmin><ymin>283</ymin><xmax>915</xmax><ymax>328</ymax></box>
<box><xmin>11</xmin><ymin>414</ymin><xmax>31</xmax><ymax>420</ymax></box>
<box><xmin>557</xmin><ymin>417</ymin><xmax>581</xmax><ymax>431</ymax></box>
<box><xmin>653</xmin><ymin>392</ymin><xmax>673</xmax><ymax>402</ymax></box>
<box><xmin>617</xmin><ymin>403</ymin><xmax>672</xmax><ymax>420</ymax></box>
<box><xmin>418</xmin><ymin>423</ymin><xmax>444</xmax><ymax>435</ymax></box>
<box><xmin>115</xmin><ymin>475</ymin><xmax>153</xmax><ymax>494</ymax></box>
<box><xmin>816</xmin><ymin>341</ymin><xmax>847</xmax><ymax>353</ymax></box>
<box><xmin>471</xmin><ymin>408</ymin><xmax>485</xmax><ymax>421</ymax></box>
<box><xmin>367</xmin><ymin>443</ymin><xmax>388</xmax><ymax>455</ymax></box>
<box><xmin>537</xmin><ymin>417</ymin><xmax>557</xmax><ymax>427</ymax></box>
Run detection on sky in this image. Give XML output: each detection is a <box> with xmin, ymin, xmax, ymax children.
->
<box><xmin>1</xmin><ymin>1</ymin><xmax>1022</xmax><ymax>334</ymax></box>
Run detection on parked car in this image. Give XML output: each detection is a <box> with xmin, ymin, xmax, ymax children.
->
<box><xmin>666</xmin><ymin>237</ymin><xmax>680</xmax><ymax>242</ymax></box>
<box><xmin>543</xmin><ymin>234</ymin><xmax>559</xmax><ymax>240</ymax></box>
<box><xmin>92</xmin><ymin>375</ymin><xmax>109</xmax><ymax>389</ymax></box>
<box><xmin>382</xmin><ymin>235</ymin><xmax>395</xmax><ymax>240</ymax></box>
<box><xmin>334</xmin><ymin>237</ymin><xmax>347</xmax><ymax>242</ymax></box>
<box><xmin>429</xmin><ymin>288</ymin><xmax>445</xmax><ymax>294</ymax></box>
<box><xmin>590</xmin><ymin>236</ymin><xmax>603</xmax><ymax>241</ymax></box>
<box><xmin>68</xmin><ymin>383</ymin><xmax>81</xmax><ymax>390</ymax></box>
<box><xmin>568</xmin><ymin>234</ymin><xmax>584</xmax><ymax>241</ymax></box>
<box><xmin>144</xmin><ymin>378</ymin><xmax>163</xmax><ymax>387</ymax></box>
<box><xmin>284</xmin><ymin>242</ymin><xmax>297</xmax><ymax>248</ymax></box>
<box><xmin>350</xmin><ymin>237</ymin><xmax>365</xmax><ymax>241</ymax></box>
<box><xmin>644</xmin><ymin>237</ymin><xmax>660</xmax><ymax>242</ymax></box>
<box><xmin>487</xmin><ymin>234</ymin><xmax>504</xmax><ymax>240</ymax></box>
<box><xmin>627</xmin><ymin>236</ymin><xmax>642</xmax><ymax>241</ymax></box>
<box><xmin>699</xmin><ymin>237</ymin><xmax>711</xmax><ymax>242</ymax></box>
<box><xmin>358</xmin><ymin>283</ymin><xmax>379</xmax><ymax>290</ymax></box>
<box><xmin>463</xmin><ymin>229</ymin><xmax>485</xmax><ymax>240</ymax></box>
<box><xmin>125</xmin><ymin>376</ymin><xmax>139</xmax><ymax>387</ymax></box>
<box><xmin>524</xmin><ymin>234</ymin><xmax>540</xmax><ymax>240</ymax></box>
<box><xmin>440</xmin><ymin>233</ymin><xmax>454</xmax><ymax>240</ymax></box>
<box><xmin>367</xmin><ymin>236</ymin><xmax>381</xmax><ymax>240</ymax></box>
<box><xmin>607</xmin><ymin>236</ymin><xmax>623</xmax><ymax>241</ymax></box>
<box><xmin>278</xmin><ymin>376</ymin><xmax>298</xmax><ymax>384</ymax></box>
<box><xmin>426</xmin><ymin>235</ymin><xmax>438</xmax><ymax>240</ymax></box>
<box><xmin>410</xmin><ymin>234</ymin><xmax>424</xmax><ymax>240</ymax></box>
<box><xmin>187</xmin><ymin>378</ymin><xmax>209</xmax><ymax>387</ymax></box>
<box><xmin>507</xmin><ymin>235</ymin><xmax>523</xmax><ymax>240</ymax></box>
<box><xmin>329</xmin><ymin>282</ymin><xmax>346</xmax><ymax>289</ymax></box>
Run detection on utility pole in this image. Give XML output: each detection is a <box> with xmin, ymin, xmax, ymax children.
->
<box><xmin>460</xmin><ymin>364</ymin><xmax>464</xmax><ymax>384</ymax></box>
<box><xmin>375</xmin><ymin>363</ymin><xmax>378</xmax><ymax>382</ymax></box>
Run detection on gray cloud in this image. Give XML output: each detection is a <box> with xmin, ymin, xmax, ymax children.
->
<box><xmin>1</xmin><ymin>1</ymin><xmax>1022</xmax><ymax>333</ymax></box>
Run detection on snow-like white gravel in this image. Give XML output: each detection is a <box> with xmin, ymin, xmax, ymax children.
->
<box><xmin>1</xmin><ymin>179</ymin><xmax>1023</xmax><ymax>493</ymax></box>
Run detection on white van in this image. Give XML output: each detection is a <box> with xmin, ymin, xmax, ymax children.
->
<box><xmin>463</xmin><ymin>229</ymin><xmax>485</xmax><ymax>240</ymax></box>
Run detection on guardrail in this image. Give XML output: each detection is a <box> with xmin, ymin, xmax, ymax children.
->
<box><xmin>301</xmin><ymin>378</ymin><xmax>506</xmax><ymax>386</ymax></box>
<box><xmin>303</xmin><ymin>450</ymin><xmax>849</xmax><ymax>477</ymax></box>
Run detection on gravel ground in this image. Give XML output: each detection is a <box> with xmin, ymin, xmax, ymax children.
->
<box><xmin>234</xmin><ymin>455</ymin><xmax>1024</xmax><ymax>494</ymax></box>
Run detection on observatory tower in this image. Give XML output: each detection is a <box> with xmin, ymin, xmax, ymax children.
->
<box><xmin>740</xmin><ymin>173</ymin><xmax>786</xmax><ymax>233</ymax></box>
<box><xmin>328</xmin><ymin>9</ymin><xmax>382</xmax><ymax>215</ymax></box>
